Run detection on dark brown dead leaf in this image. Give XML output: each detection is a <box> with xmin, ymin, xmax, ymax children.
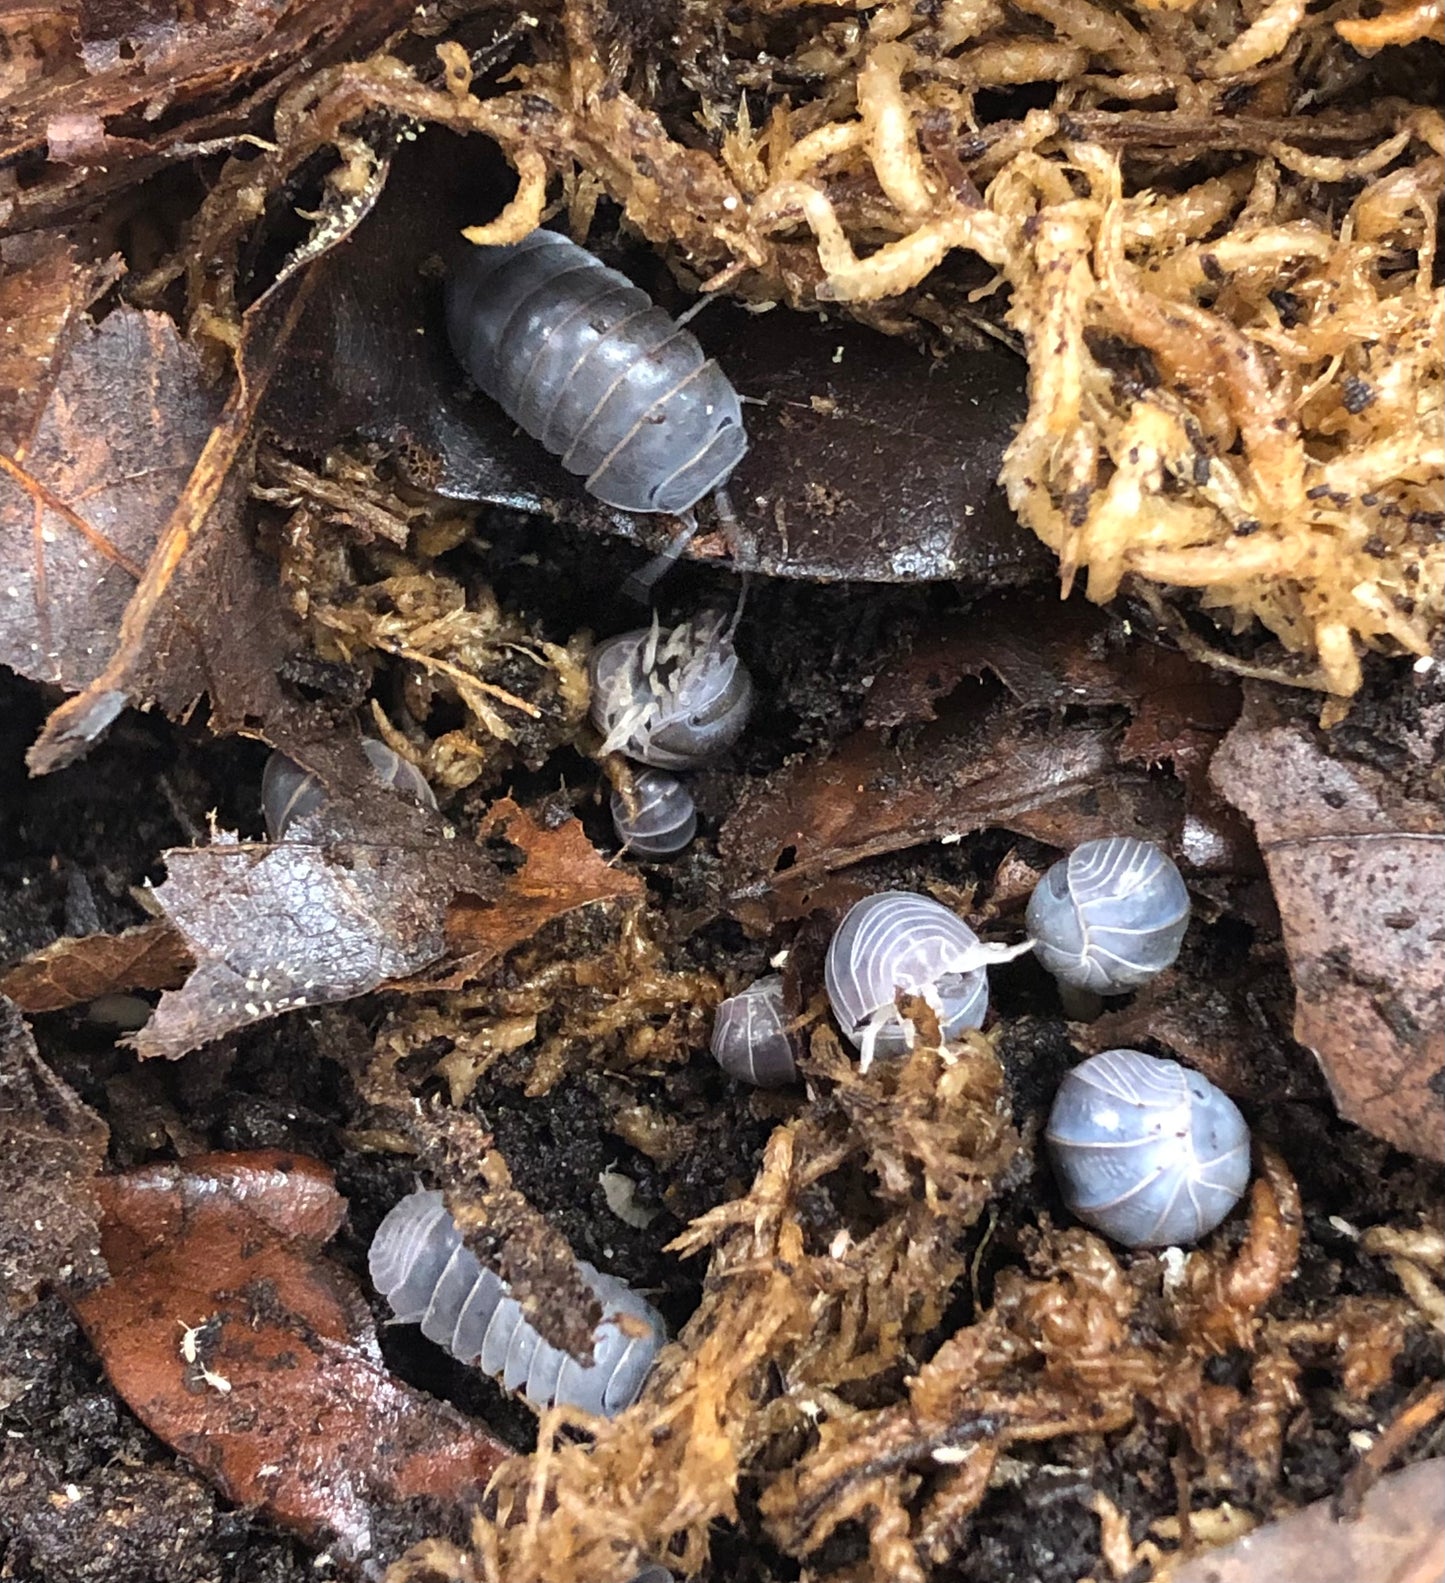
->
<box><xmin>0</xmin><ymin>921</ymin><xmax>192</xmax><ymax>1014</ymax></box>
<box><xmin>857</xmin><ymin>597</ymin><xmax>1253</xmax><ymax>874</ymax></box>
<box><xmin>1211</xmin><ymin>688</ymin><xmax>1445</xmax><ymax>1161</ymax></box>
<box><xmin>68</xmin><ymin>1151</ymin><xmax>508</xmax><ymax>1568</ymax></box>
<box><xmin>430</xmin><ymin>797</ymin><xmax>643</xmax><ymax>988</ymax></box>
<box><xmin>267</xmin><ymin>129</ymin><xmax>1045</xmax><ymax>586</ymax></box>
<box><xmin>0</xmin><ymin>234</ymin><xmax>124</xmax><ymax>456</ymax></box>
<box><xmin>0</xmin><ymin>996</ymin><xmax>108</xmax><ymax>1306</ymax></box>
<box><xmin>93</xmin><ymin>1151</ymin><xmax>349</xmax><ymax>1271</ymax></box>
<box><xmin>0</xmin><ymin>0</ymin><xmax>415</xmax><ymax>232</ymax></box>
<box><xmin>719</xmin><ymin>703</ymin><xmax>1180</xmax><ymax>910</ymax></box>
<box><xmin>861</xmin><ymin>597</ymin><xmax>1130</xmax><ymax>728</ymax></box>
<box><xmin>0</xmin><ymin>306</ymin><xmax>218</xmax><ymax>694</ymax></box>
<box><xmin>23</xmin><ymin>273</ymin><xmax>319</xmax><ymax>776</ymax></box>
<box><xmin>1168</xmin><ymin>1456</ymin><xmax>1445</xmax><ymax>1583</ymax></box>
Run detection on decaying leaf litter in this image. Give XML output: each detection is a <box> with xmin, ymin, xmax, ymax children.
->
<box><xmin>1</xmin><ymin>0</ymin><xmax>1443</xmax><ymax>1580</ymax></box>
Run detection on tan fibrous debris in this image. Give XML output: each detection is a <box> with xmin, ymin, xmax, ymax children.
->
<box><xmin>265</xmin><ymin>451</ymin><xmax>589</xmax><ymax>788</ymax></box>
<box><xmin>373</xmin><ymin>903</ymin><xmax>722</xmax><ymax>1099</ymax></box>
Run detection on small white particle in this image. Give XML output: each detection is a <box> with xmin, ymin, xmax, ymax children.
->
<box><xmin>244</xmin><ymin>1001</ymin><xmax>260</xmax><ymax>1016</ymax></box>
<box><xmin>1414</xmin><ymin>655</ymin><xmax>1434</xmax><ymax>674</ymax></box>
<box><xmin>1159</xmin><ymin>1245</ymin><xmax>1188</xmax><ymax>1293</ymax></box>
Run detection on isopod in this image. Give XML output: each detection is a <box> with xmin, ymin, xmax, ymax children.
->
<box><xmin>611</xmin><ymin>768</ymin><xmax>697</xmax><ymax>858</ymax></box>
<box><xmin>445</xmin><ymin>230</ymin><xmax>747</xmax><ymax>518</ymax></box>
<box><xmin>824</xmin><ymin>891</ymin><xmax>1031</xmax><ymax>1070</ymax></box>
<box><xmin>710</xmin><ymin>975</ymin><xmax>799</xmax><ymax>1087</ymax></box>
<box><xmin>1045</xmin><ymin>1049</ymin><xmax>1251</xmax><ymax>1248</ymax></box>
<box><xmin>261</xmin><ymin>740</ymin><xmax>436</xmax><ymax>841</ymax></box>
<box><xmin>1026</xmin><ymin>836</ymin><xmax>1190</xmax><ymax>995</ymax></box>
<box><xmin>590</xmin><ymin>611</ymin><xmax>753</xmax><ymax>769</ymax></box>
<box><xmin>369</xmin><ymin>1189</ymin><xmax>665</xmax><ymax>1418</ymax></box>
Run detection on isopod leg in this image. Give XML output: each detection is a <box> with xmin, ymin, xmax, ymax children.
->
<box><xmin>620</xmin><ymin>510</ymin><xmax>701</xmax><ymax>603</ymax></box>
<box><xmin>714</xmin><ymin>485</ymin><xmax>764</xmax><ymax>587</ymax></box>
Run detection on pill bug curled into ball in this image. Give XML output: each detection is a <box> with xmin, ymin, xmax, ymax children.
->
<box><xmin>369</xmin><ymin>1190</ymin><xmax>665</xmax><ymax>1417</ymax></box>
<box><xmin>1026</xmin><ymin>836</ymin><xmax>1190</xmax><ymax>996</ymax></box>
<box><xmin>610</xmin><ymin>768</ymin><xmax>697</xmax><ymax>858</ymax></box>
<box><xmin>445</xmin><ymin>230</ymin><xmax>747</xmax><ymax>523</ymax></box>
<box><xmin>590</xmin><ymin>610</ymin><xmax>754</xmax><ymax>769</ymax></box>
<box><xmin>710</xmin><ymin>974</ymin><xmax>800</xmax><ymax>1086</ymax></box>
<box><xmin>825</xmin><ymin>891</ymin><xmax>1033</xmax><ymax>1070</ymax></box>
<box><xmin>1046</xmin><ymin>1049</ymin><xmax>1251</xmax><ymax>1248</ymax></box>
<box><xmin>261</xmin><ymin>740</ymin><xmax>436</xmax><ymax>841</ymax></box>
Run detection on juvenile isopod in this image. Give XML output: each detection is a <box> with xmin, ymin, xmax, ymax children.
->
<box><xmin>824</xmin><ymin>891</ymin><xmax>1032</xmax><ymax>1069</ymax></box>
<box><xmin>1026</xmin><ymin>836</ymin><xmax>1190</xmax><ymax>995</ymax></box>
<box><xmin>611</xmin><ymin>768</ymin><xmax>697</xmax><ymax>858</ymax></box>
<box><xmin>710</xmin><ymin>975</ymin><xmax>799</xmax><ymax>1087</ymax></box>
<box><xmin>590</xmin><ymin>611</ymin><xmax>753</xmax><ymax>769</ymax></box>
<box><xmin>1045</xmin><ymin>1049</ymin><xmax>1251</xmax><ymax>1248</ymax></box>
<box><xmin>369</xmin><ymin>1190</ymin><xmax>665</xmax><ymax>1417</ymax></box>
<box><xmin>445</xmin><ymin>230</ymin><xmax>747</xmax><ymax>519</ymax></box>
<box><xmin>261</xmin><ymin>740</ymin><xmax>436</xmax><ymax>841</ymax></box>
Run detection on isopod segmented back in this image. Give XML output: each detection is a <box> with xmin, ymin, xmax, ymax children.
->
<box><xmin>611</xmin><ymin>767</ymin><xmax>697</xmax><ymax>858</ymax></box>
<box><xmin>824</xmin><ymin>891</ymin><xmax>1030</xmax><ymax>1068</ymax></box>
<box><xmin>589</xmin><ymin>612</ymin><xmax>754</xmax><ymax>769</ymax></box>
<box><xmin>1045</xmin><ymin>1049</ymin><xmax>1251</xmax><ymax>1248</ymax></box>
<box><xmin>369</xmin><ymin>1190</ymin><xmax>665</xmax><ymax>1417</ymax></box>
<box><xmin>261</xmin><ymin>740</ymin><xmax>436</xmax><ymax>842</ymax></box>
<box><xmin>710</xmin><ymin>974</ymin><xmax>799</xmax><ymax>1087</ymax></box>
<box><xmin>1026</xmin><ymin>836</ymin><xmax>1190</xmax><ymax>994</ymax></box>
<box><xmin>445</xmin><ymin>230</ymin><xmax>747</xmax><ymax>516</ymax></box>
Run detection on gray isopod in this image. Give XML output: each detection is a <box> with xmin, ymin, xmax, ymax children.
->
<box><xmin>369</xmin><ymin>1189</ymin><xmax>665</xmax><ymax>1417</ymax></box>
<box><xmin>824</xmin><ymin>891</ymin><xmax>1031</xmax><ymax>1069</ymax></box>
<box><xmin>611</xmin><ymin>768</ymin><xmax>697</xmax><ymax>858</ymax></box>
<box><xmin>590</xmin><ymin>611</ymin><xmax>753</xmax><ymax>769</ymax></box>
<box><xmin>445</xmin><ymin>230</ymin><xmax>747</xmax><ymax>517</ymax></box>
<box><xmin>710</xmin><ymin>974</ymin><xmax>799</xmax><ymax>1087</ymax></box>
<box><xmin>1026</xmin><ymin>836</ymin><xmax>1190</xmax><ymax>995</ymax></box>
<box><xmin>1045</xmin><ymin>1049</ymin><xmax>1251</xmax><ymax>1248</ymax></box>
<box><xmin>262</xmin><ymin>740</ymin><xmax>436</xmax><ymax>841</ymax></box>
